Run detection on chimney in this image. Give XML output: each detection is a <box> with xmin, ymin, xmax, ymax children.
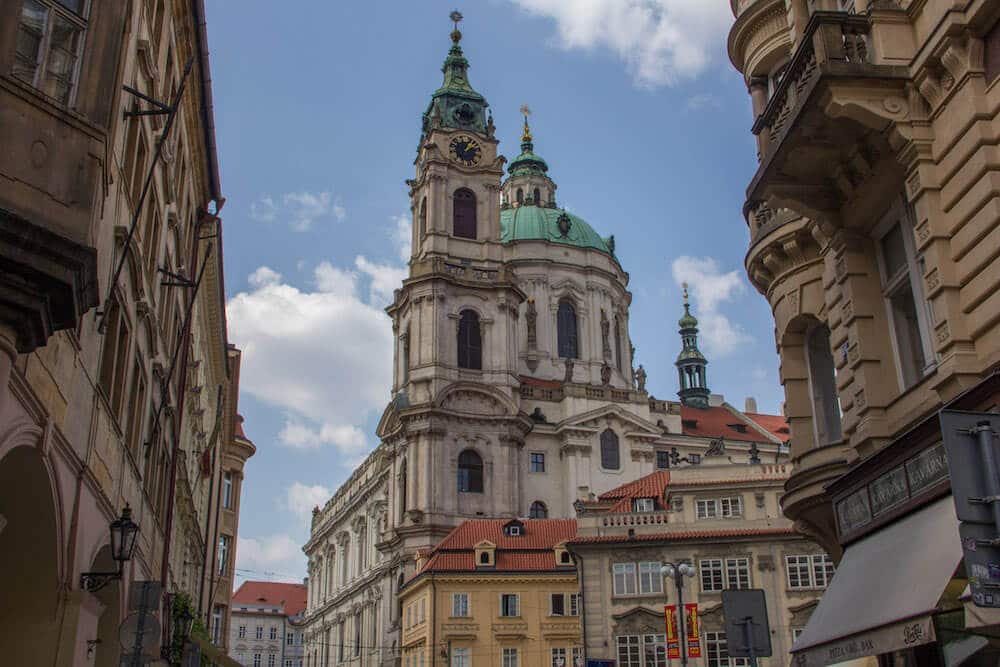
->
<box><xmin>745</xmin><ymin>397</ymin><xmax>758</xmax><ymax>413</ymax></box>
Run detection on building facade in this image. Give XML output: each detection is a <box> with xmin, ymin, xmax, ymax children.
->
<box><xmin>400</xmin><ymin>518</ymin><xmax>582</xmax><ymax>667</ymax></box>
<box><xmin>302</xmin><ymin>16</ymin><xmax>792</xmax><ymax>666</ymax></box>
<box><xmin>727</xmin><ymin>0</ymin><xmax>1000</xmax><ymax>663</ymax></box>
<box><xmin>569</xmin><ymin>464</ymin><xmax>828</xmax><ymax>667</ymax></box>
<box><xmin>0</xmin><ymin>0</ymin><xmax>249</xmax><ymax>664</ymax></box>
<box><xmin>230</xmin><ymin>581</ymin><xmax>309</xmax><ymax>667</ymax></box>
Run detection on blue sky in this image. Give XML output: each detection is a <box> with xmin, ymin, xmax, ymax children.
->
<box><xmin>205</xmin><ymin>0</ymin><xmax>780</xmax><ymax>587</ymax></box>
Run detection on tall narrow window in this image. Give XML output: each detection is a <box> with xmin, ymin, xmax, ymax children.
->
<box><xmin>557</xmin><ymin>300</ymin><xmax>579</xmax><ymax>359</ymax></box>
<box><xmin>125</xmin><ymin>358</ymin><xmax>147</xmax><ymax>460</ymax></box>
<box><xmin>12</xmin><ymin>0</ymin><xmax>86</xmax><ymax>106</ymax></box>
<box><xmin>457</xmin><ymin>450</ymin><xmax>484</xmax><ymax>493</ymax></box>
<box><xmin>805</xmin><ymin>324</ymin><xmax>842</xmax><ymax>446</ymax></box>
<box><xmin>600</xmin><ymin>429</ymin><xmax>620</xmax><ymax>470</ymax></box>
<box><xmin>418</xmin><ymin>198</ymin><xmax>427</xmax><ymax>238</ymax></box>
<box><xmin>615</xmin><ymin>316</ymin><xmax>623</xmax><ymax>370</ymax></box>
<box><xmin>457</xmin><ymin>310</ymin><xmax>482</xmax><ymax>370</ymax></box>
<box><xmin>516</xmin><ymin>188</ymin><xmax>524</xmax><ymax>204</ymax></box>
<box><xmin>453</xmin><ymin>188</ymin><xmax>477</xmax><ymax>239</ymax></box>
<box><xmin>529</xmin><ymin>501</ymin><xmax>548</xmax><ymax>518</ymax></box>
<box><xmin>218</xmin><ymin>535</ymin><xmax>231</xmax><ymax>576</ymax></box>
<box><xmin>877</xmin><ymin>211</ymin><xmax>933</xmax><ymax>388</ymax></box>
<box><xmin>533</xmin><ymin>187</ymin><xmax>541</xmax><ymax>204</ymax></box>
<box><xmin>401</xmin><ymin>331</ymin><xmax>411</xmax><ymax>384</ymax></box>
<box><xmin>211</xmin><ymin>606</ymin><xmax>223</xmax><ymax>644</ymax></box>
<box><xmin>222</xmin><ymin>472</ymin><xmax>233</xmax><ymax>509</ymax></box>
<box><xmin>99</xmin><ymin>298</ymin><xmax>132</xmax><ymax>420</ymax></box>
<box><xmin>399</xmin><ymin>458</ymin><xmax>408</xmax><ymax>516</ymax></box>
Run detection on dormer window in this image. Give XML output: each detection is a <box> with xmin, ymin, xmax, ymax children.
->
<box><xmin>683</xmin><ymin>419</ymin><xmax>698</xmax><ymax>430</ymax></box>
<box><xmin>504</xmin><ymin>519</ymin><xmax>524</xmax><ymax>537</ymax></box>
<box><xmin>479</xmin><ymin>552</ymin><xmax>490</xmax><ymax>564</ymax></box>
<box><xmin>633</xmin><ymin>498</ymin><xmax>655</xmax><ymax>513</ymax></box>
<box><xmin>474</xmin><ymin>540</ymin><xmax>496</xmax><ymax>567</ymax></box>
<box><xmin>728</xmin><ymin>423</ymin><xmax>748</xmax><ymax>434</ymax></box>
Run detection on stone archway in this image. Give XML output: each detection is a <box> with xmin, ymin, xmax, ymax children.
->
<box><xmin>0</xmin><ymin>445</ymin><xmax>61</xmax><ymax>664</ymax></box>
<box><xmin>90</xmin><ymin>545</ymin><xmax>123</xmax><ymax>667</ymax></box>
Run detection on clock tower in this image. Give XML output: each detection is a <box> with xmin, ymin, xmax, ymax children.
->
<box><xmin>382</xmin><ymin>14</ymin><xmax>529</xmax><ymax>553</ymax></box>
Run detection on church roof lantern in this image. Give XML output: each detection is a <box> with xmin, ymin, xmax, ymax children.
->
<box><xmin>507</xmin><ymin>105</ymin><xmax>550</xmax><ymax>177</ymax></box>
<box><xmin>421</xmin><ymin>12</ymin><xmax>490</xmax><ymax>139</ymax></box>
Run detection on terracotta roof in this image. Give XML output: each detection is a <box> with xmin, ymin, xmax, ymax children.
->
<box><xmin>519</xmin><ymin>375</ymin><xmax>563</xmax><ymax>389</ymax></box>
<box><xmin>435</xmin><ymin>518</ymin><xmax>577</xmax><ymax>550</ymax></box>
<box><xmin>234</xmin><ymin>414</ymin><xmax>252</xmax><ymax>442</ymax></box>
<box><xmin>568</xmin><ymin>527</ymin><xmax>797</xmax><ymax>545</ymax></box>
<box><xmin>414</xmin><ymin>519</ymin><xmax>578</xmax><ymax>577</ymax></box>
<box><xmin>680</xmin><ymin>405</ymin><xmax>784</xmax><ymax>443</ymax></box>
<box><xmin>232</xmin><ymin>581</ymin><xmax>308</xmax><ymax>617</ymax></box>
<box><xmin>598</xmin><ymin>470</ymin><xmax>670</xmax><ymax>512</ymax></box>
<box><xmin>745</xmin><ymin>412</ymin><xmax>791</xmax><ymax>442</ymax></box>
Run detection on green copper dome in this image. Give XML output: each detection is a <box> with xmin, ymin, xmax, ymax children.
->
<box><xmin>678</xmin><ymin>303</ymin><xmax>698</xmax><ymax>329</ymax></box>
<box><xmin>421</xmin><ymin>17</ymin><xmax>489</xmax><ymax>139</ymax></box>
<box><xmin>500</xmin><ymin>206</ymin><xmax>615</xmax><ymax>256</ymax></box>
<box><xmin>508</xmin><ymin>147</ymin><xmax>549</xmax><ymax>177</ymax></box>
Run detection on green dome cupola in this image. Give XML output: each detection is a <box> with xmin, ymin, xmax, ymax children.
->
<box><xmin>508</xmin><ymin>108</ymin><xmax>550</xmax><ymax>178</ymax></box>
<box><xmin>421</xmin><ymin>12</ymin><xmax>490</xmax><ymax>141</ymax></box>
<box><xmin>676</xmin><ymin>284</ymin><xmax>710</xmax><ymax>408</ymax></box>
<box><xmin>501</xmin><ymin>106</ymin><xmax>557</xmax><ymax>208</ymax></box>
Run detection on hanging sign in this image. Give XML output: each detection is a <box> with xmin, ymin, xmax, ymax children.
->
<box><xmin>664</xmin><ymin>605</ymin><xmax>681</xmax><ymax>659</ymax></box>
<box><xmin>685</xmin><ymin>603</ymin><xmax>702</xmax><ymax>658</ymax></box>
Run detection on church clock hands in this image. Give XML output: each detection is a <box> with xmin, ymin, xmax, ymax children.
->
<box><xmin>449</xmin><ymin>135</ymin><xmax>482</xmax><ymax>167</ymax></box>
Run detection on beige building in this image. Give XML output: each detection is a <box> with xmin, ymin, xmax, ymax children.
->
<box><xmin>229</xmin><ymin>581</ymin><xmax>308</xmax><ymax>667</ymax></box>
<box><xmin>726</xmin><ymin>0</ymin><xmax>1000</xmax><ymax>663</ymax></box>
<box><xmin>0</xmin><ymin>0</ymin><xmax>250</xmax><ymax>664</ymax></box>
<box><xmin>569</xmin><ymin>465</ymin><xmax>829</xmax><ymax>667</ymax></box>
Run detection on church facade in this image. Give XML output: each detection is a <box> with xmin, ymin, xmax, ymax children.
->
<box><xmin>300</xmin><ymin>18</ymin><xmax>789</xmax><ymax>667</ymax></box>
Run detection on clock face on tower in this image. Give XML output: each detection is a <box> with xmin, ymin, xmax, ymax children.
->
<box><xmin>449</xmin><ymin>135</ymin><xmax>482</xmax><ymax>167</ymax></box>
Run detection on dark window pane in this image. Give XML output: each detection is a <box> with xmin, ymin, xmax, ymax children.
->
<box><xmin>453</xmin><ymin>188</ymin><xmax>477</xmax><ymax>239</ymax></box>
<box><xmin>458</xmin><ymin>450</ymin><xmax>483</xmax><ymax>493</ymax></box>
<box><xmin>557</xmin><ymin>301</ymin><xmax>578</xmax><ymax>358</ymax></box>
<box><xmin>529</xmin><ymin>502</ymin><xmax>547</xmax><ymax>518</ymax></box>
<box><xmin>457</xmin><ymin>310</ymin><xmax>482</xmax><ymax>369</ymax></box>
<box><xmin>601</xmin><ymin>429</ymin><xmax>620</xmax><ymax>470</ymax></box>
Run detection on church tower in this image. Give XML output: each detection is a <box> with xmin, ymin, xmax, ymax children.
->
<box><xmin>382</xmin><ymin>14</ymin><xmax>530</xmax><ymax>553</ymax></box>
<box><xmin>676</xmin><ymin>284</ymin><xmax>710</xmax><ymax>408</ymax></box>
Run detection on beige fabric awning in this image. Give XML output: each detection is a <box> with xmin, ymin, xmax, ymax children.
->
<box><xmin>791</xmin><ymin>496</ymin><xmax>961</xmax><ymax>667</ymax></box>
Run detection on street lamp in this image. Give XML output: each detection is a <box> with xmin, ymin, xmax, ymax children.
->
<box><xmin>80</xmin><ymin>505</ymin><xmax>140</xmax><ymax>592</ymax></box>
<box><xmin>661</xmin><ymin>562</ymin><xmax>697</xmax><ymax>667</ymax></box>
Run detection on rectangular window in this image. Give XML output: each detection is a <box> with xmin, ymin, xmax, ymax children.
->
<box><xmin>656</xmin><ymin>450</ymin><xmax>670</xmax><ymax>469</ymax></box>
<box><xmin>726</xmin><ymin>557</ymin><xmax>751</xmax><ymax>589</ymax></box>
<box><xmin>269</xmin><ymin>627</ymin><xmax>277</xmax><ymax>641</ymax></box>
<box><xmin>223</xmin><ymin>472</ymin><xmax>234</xmax><ymax>509</ymax></box>
<box><xmin>792</xmin><ymin>628</ymin><xmax>804</xmax><ymax>644</ymax></box>
<box><xmin>644</xmin><ymin>635</ymin><xmax>667</xmax><ymax>667</ymax></box>
<box><xmin>633</xmin><ymin>498</ymin><xmax>655</xmax><ymax>513</ymax></box>
<box><xmin>287</xmin><ymin>632</ymin><xmax>293</xmax><ymax>645</ymax></box>
<box><xmin>551</xmin><ymin>593</ymin><xmax>565</xmax><ymax>616</ymax></box>
<box><xmin>452</xmin><ymin>593</ymin><xmax>469</xmax><ymax>617</ymax></box>
<box><xmin>500</xmin><ymin>593</ymin><xmax>519</xmax><ymax>617</ymax></box>
<box><xmin>700</xmin><ymin>559</ymin><xmax>724</xmax><ymax>592</ymax></box>
<box><xmin>211</xmin><ymin>606</ymin><xmax>223</xmax><ymax>644</ymax></box>
<box><xmin>286</xmin><ymin>661</ymin><xmax>293</xmax><ymax>667</ymax></box>
<box><xmin>238</xmin><ymin>625</ymin><xmax>246</xmax><ymax>639</ymax></box>
<box><xmin>338</xmin><ymin>621</ymin><xmax>345</xmax><ymax>661</ymax></box>
<box><xmin>613</xmin><ymin>563</ymin><xmax>637</xmax><ymax>596</ymax></box>
<box><xmin>877</xmin><ymin>211</ymin><xmax>933</xmax><ymax>389</ymax></box>
<box><xmin>670</xmin><ymin>496</ymin><xmax>684</xmax><ymax>513</ymax></box>
<box><xmin>530</xmin><ymin>452</ymin><xmax>546</xmax><ymax>473</ymax></box>
<box><xmin>253</xmin><ymin>655</ymin><xmax>261</xmax><ymax>667</ymax></box>
<box><xmin>552</xmin><ymin>648</ymin><xmax>567</xmax><ymax>667</ymax></box>
<box><xmin>420</xmin><ymin>597</ymin><xmax>426</xmax><ymax>622</ymax></box>
<box><xmin>218</xmin><ymin>535</ymin><xmax>231</xmax><ymax>576</ymax></box>
<box><xmin>354</xmin><ymin>612</ymin><xmax>361</xmax><ymax>656</ymax></box>
<box><xmin>572</xmin><ymin>647</ymin><xmax>583</xmax><ymax>667</ymax></box>
<box><xmin>98</xmin><ymin>300</ymin><xmax>132</xmax><ymax>421</ymax></box>
<box><xmin>705</xmin><ymin>631</ymin><xmax>750</xmax><ymax>667</ymax></box>
<box><xmin>720</xmin><ymin>496</ymin><xmax>743</xmax><ymax>518</ymax></box>
<box><xmin>452</xmin><ymin>648</ymin><xmax>470</xmax><ymax>667</ymax></box>
<box><xmin>696</xmin><ymin>499</ymin><xmax>718</xmax><ymax>519</ymax></box>
<box><xmin>785</xmin><ymin>555</ymin><xmax>812</xmax><ymax>589</ymax></box>
<box><xmin>267</xmin><ymin>656</ymin><xmax>275</xmax><ymax>667</ymax></box>
<box><xmin>502</xmin><ymin>648</ymin><xmax>519</xmax><ymax>667</ymax></box>
<box><xmin>812</xmin><ymin>554</ymin><xmax>835</xmax><ymax>587</ymax></box>
<box><xmin>256</xmin><ymin>626</ymin><xmax>263</xmax><ymax>640</ymax></box>
<box><xmin>12</xmin><ymin>0</ymin><xmax>86</xmax><ymax>105</ymax></box>
<box><xmin>638</xmin><ymin>562</ymin><xmax>663</xmax><ymax>594</ymax></box>
<box><xmin>616</xmin><ymin>636</ymin><xmax>641</xmax><ymax>667</ymax></box>
<box><xmin>124</xmin><ymin>359</ymin><xmax>147</xmax><ymax>461</ymax></box>
<box><xmin>569</xmin><ymin>593</ymin><xmax>581</xmax><ymax>616</ymax></box>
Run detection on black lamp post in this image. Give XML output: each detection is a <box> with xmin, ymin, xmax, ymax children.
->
<box><xmin>80</xmin><ymin>505</ymin><xmax>140</xmax><ymax>592</ymax></box>
<box><xmin>661</xmin><ymin>562</ymin><xmax>697</xmax><ymax>667</ymax></box>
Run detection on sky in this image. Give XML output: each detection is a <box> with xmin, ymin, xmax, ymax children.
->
<box><xmin>204</xmin><ymin>0</ymin><xmax>780</xmax><ymax>588</ymax></box>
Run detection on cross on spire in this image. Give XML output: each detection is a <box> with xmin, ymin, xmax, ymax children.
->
<box><xmin>520</xmin><ymin>104</ymin><xmax>533</xmax><ymax>143</ymax></box>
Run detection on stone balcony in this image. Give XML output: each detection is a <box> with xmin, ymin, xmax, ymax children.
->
<box><xmin>780</xmin><ymin>440</ymin><xmax>855</xmax><ymax>560</ymax></box>
<box><xmin>745</xmin><ymin>10</ymin><xmax>912</xmax><ymax>225</ymax></box>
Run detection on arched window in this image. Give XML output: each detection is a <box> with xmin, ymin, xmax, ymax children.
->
<box><xmin>453</xmin><ymin>188</ymin><xmax>477</xmax><ymax>239</ymax></box>
<box><xmin>557</xmin><ymin>300</ymin><xmax>579</xmax><ymax>359</ymax></box>
<box><xmin>600</xmin><ymin>429</ymin><xmax>620</xmax><ymax>470</ymax></box>
<box><xmin>479</xmin><ymin>551</ymin><xmax>490</xmax><ymax>564</ymax></box>
<box><xmin>418</xmin><ymin>198</ymin><xmax>427</xmax><ymax>238</ymax></box>
<box><xmin>806</xmin><ymin>324</ymin><xmax>843</xmax><ymax>446</ymax></box>
<box><xmin>529</xmin><ymin>501</ymin><xmax>547</xmax><ymax>519</ymax></box>
<box><xmin>533</xmin><ymin>187</ymin><xmax>540</xmax><ymax>205</ymax></box>
<box><xmin>457</xmin><ymin>450</ymin><xmax>484</xmax><ymax>493</ymax></box>
<box><xmin>457</xmin><ymin>310</ymin><xmax>482</xmax><ymax>370</ymax></box>
<box><xmin>516</xmin><ymin>188</ymin><xmax>524</xmax><ymax>204</ymax></box>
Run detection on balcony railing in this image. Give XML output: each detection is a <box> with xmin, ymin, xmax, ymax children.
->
<box><xmin>601</xmin><ymin>510</ymin><xmax>672</xmax><ymax>528</ymax></box>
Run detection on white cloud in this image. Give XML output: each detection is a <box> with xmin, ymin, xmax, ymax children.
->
<box><xmin>249</xmin><ymin>191</ymin><xmax>346</xmax><ymax>231</ymax></box>
<box><xmin>670</xmin><ymin>255</ymin><xmax>752</xmax><ymax>356</ymax></box>
<box><xmin>285</xmin><ymin>481</ymin><xmax>331</xmax><ymax>518</ymax></box>
<box><xmin>392</xmin><ymin>213</ymin><xmax>412</xmax><ymax>263</ymax></box>
<box><xmin>355</xmin><ymin>256</ymin><xmax>407</xmax><ymax>306</ymax></box>
<box><xmin>508</xmin><ymin>0</ymin><xmax>732</xmax><ymax>87</ymax></box>
<box><xmin>248</xmin><ymin>266</ymin><xmax>282</xmax><ymax>288</ymax></box>
<box><xmin>235</xmin><ymin>534</ymin><xmax>304</xmax><ymax>583</ymax></box>
<box><xmin>686</xmin><ymin>93</ymin><xmax>721</xmax><ymax>111</ymax></box>
<box><xmin>278</xmin><ymin>421</ymin><xmax>368</xmax><ymax>453</ymax></box>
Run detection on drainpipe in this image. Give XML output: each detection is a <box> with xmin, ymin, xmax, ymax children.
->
<box><xmin>572</xmin><ymin>549</ymin><xmax>588</xmax><ymax>663</ymax></box>
<box><xmin>430</xmin><ymin>577</ymin><xmax>437</xmax><ymax>667</ymax></box>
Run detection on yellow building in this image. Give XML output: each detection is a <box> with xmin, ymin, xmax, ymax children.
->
<box><xmin>400</xmin><ymin>519</ymin><xmax>582</xmax><ymax>667</ymax></box>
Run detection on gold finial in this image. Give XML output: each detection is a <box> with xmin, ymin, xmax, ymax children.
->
<box><xmin>682</xmin><ymin>282</ymin><xmax>689</xmax><ymax>305</ymax></box>
<box><xmin>520</xmin><ymin>104</ymin><xmax>532</xmax><ymax>143</ymax></box>
<box><xmin>450</xmin><ymin>10</ymin><xmax>463</xmax><ymax>43</ymax></box>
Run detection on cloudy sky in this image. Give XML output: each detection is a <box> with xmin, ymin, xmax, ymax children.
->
<box><xmin>205</xmin><ymin>0</ymin><xmax>777</xmax><ymax>588</ymax></box>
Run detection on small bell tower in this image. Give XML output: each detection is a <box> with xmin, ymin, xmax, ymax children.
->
<box><xmin>676</xmin><ymin>283</ymin><xmax>710</xmax><ymax>408</ymax></box>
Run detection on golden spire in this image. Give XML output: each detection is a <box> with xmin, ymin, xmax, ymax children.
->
<box><xmin>520</xmin><ymin>103</ymin><xmax>533</xmax><ymax>144</ymax></box>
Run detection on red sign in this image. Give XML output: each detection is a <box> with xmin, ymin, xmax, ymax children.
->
<box><xmin>685</xmin><ymin>603</ymin><xmax>702</xmax><ymax>658</ymax></box>
<box><xmin>664</xmin><ymin>605</ymin><xmax>681</xmax><ymax>659</ymax></box>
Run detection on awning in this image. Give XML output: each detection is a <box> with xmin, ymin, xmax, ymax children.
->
<box><xmin>791</xmin><ymin>496</ymin><xmax>962</xmax><ymax>667</ymax></box>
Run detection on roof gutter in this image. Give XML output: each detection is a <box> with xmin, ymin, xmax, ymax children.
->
<box><xmin>191</xmin><ymin>0</ymin><xmax>224</xmax><ymax>209</ymax></box>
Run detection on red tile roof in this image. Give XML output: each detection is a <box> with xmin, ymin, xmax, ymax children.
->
<box><xmin>519</xmin><ymin>375</ymin><xmax>563</xmax><ymax>389</ymax></box>
<box><xmin>568</xmin><ymin>527</ymin><xmax>797</xmax><ymax>545</ymax></box>
<box><xmin>680</xmin><ymin>405</ymin><xmax>785</xmax><ymax>443</ymax></box>
<box><xmin>415</xmin><ymin>519</ymin><xmax>578</xmax><ymax>576</ymax></box>
<box><xmin>232</xmin><ymin>581</ymin><xmax>308</xmax><ymax>617</ymax></box>
<box><xmin>599</xmin><ymin>470</ymin><xmax>670</xmax><ymax>512</ymax></box>
<box><xmin>745</xmin><ymin>412</ymin><xmax>791</xmax><ymax>442</ymax></box>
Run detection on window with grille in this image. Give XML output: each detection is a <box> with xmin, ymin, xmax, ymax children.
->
<box><xmin>452</xmin><ymin>648</ymin><xmax>470</xmax><ymax>667</ymax></box>
<box><xmin>569</xmin><ymin>594</ymin><xmax>580</xmax><ymax>616</ymax></box>
<box><xmin>638</xmin><ymin>562</ymin><xmax>663</xmax><ymax>594</ymax></box>
<box><xmin>719</xmin><ymin>497</ymin><xmax>743</xmax><ymax>518</ymax></box>
<box><xmin>557</xmin><ymin>300</ymin><xmax>579</xmax><ymax>358</ymax></box>
<box><xmin>12</xmin><ymin>0</ymin><xmax>86</xmax><ymax>105</ymax></box>
<box><xmin>457</xmin><ymin>310</ymin><xmax>482</xmax><ymax>370</ymax></box>
<box><xmin>269</xmin><ymin>626</ymin><xmax>276</xmax><ymax>640</ymax></box>
<box><xmin>705</xmin><ymin>632</ymin><xmax>750</xmax><ymax>667</ymax></box>
<box><xmin>656</xmin><ymin>450</ymin><xmax>670</xmax><ymax>470</ymax></box>
<box><xmin>529</xmin><ymin>501</ymin><xmax>548</xmax><ymax>519</ymax></box>
<box><xmin>238</xmin><ymin>626</ymin><xmax>246</xmax><ymax>639</ymax></box>
<box><xmin>530</xmin><ymin>452</ymin><xmax>546</xmax><ymax>473</ymax></box>
<box><xmin>453</xmin><ymin>593</ymin><xmax>469</xmax><ymax>617</ymax></box>
<box><xmin>500</xmin><ymin>594</ymin><xmax>519</xmax><ymax>617</ymax></box>
<box><xmin>502</xmin><ymin>648</ymin><xmax>519</xmax><ymax>667</ymax></box>
<box><xmin>633</xmin><ymin>498</ymin><xmax>655</xmax><ymax>513</ymax></box>
<box><xmin>644</xmin><ymin>635</ymin><xmax>667</xmax><ymax>667</ymax></box>
<box><xmin>617</xmin><ymin>636</ymin><xmax>642</xmax><ymax>667</ymax></box>
<box><xmin>785</xmin><ymin>554</ymin><xmax>835</xmax><ymax>589</ymax></box>
<box><xmin>256</xmin><ymin>626</ymin><xmax>263</xmax><ymax>640</ymax></box>
<box><xmin>696</xmin><ymin>499</ymin><xmax>717</xmax><ymax>519</ymax></box>
<box><xmin>699</xmin><ymin>557</ymin><xmax>751</xmax><ymax>591</ymax></box>
<box><xmin>457</xmin><ymin>450</ymin><xmax>483</xmax><ymax>493</ymax></box>
<box><xmin>613</xmin><ymin>563</ymin><xmax>637</xmax><ymax>596</ymax></box>
<box><xmin>573</xmin><ymin>647</ymin><xmax>584</xmax><ymax>667</ymax></box>
<box><xmin>552</xmin><ymin>648</ymin><xmax>567</xmax><ymax>667</ymax></box>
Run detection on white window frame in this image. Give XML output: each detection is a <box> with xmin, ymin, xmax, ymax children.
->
<box><xmin>633</xmin><ymin>498</ymin><xmax>655</xmax><ymax>513</ymax></box>
<box><xmin>569</xmin><ymin>593</ymin><xmax>581</xmax><ymax>616</ymax></box>
<box><xmin>11</xmin><ymin>0</ymin><xmax>88</xmax><ymax>107</ymax></box>
<box><xmin>705</xmin><ymin>631</ymin><xmax>750</xmax><ymax>667</ymax></box>
<box><xmin>502</xmin><ymin>648</ymin><xmax>519</xmax><ymax>667</ymax></box>
<box><xmin>644</xmin><ymin>634</ymin><xmax>667</xmax><ymax>667</ymax></box>
<box><xmin>223</xmin><ymin>471</ymin><xmax>234</xmax><ymax>509</ymax></box>
<box><xmin>719</xmin><ymin>496</ymin><xmax>743</xmax><ymax>518</ymax></box>
<box><xmin>269</xmin><ymin>626</ymin><xmax>277</xmax><ymax>641</ymax></box>
<box><xmin>785</xmin><ymin>554</ymin><xmax>835</xmax><ymax>589</ymax></box>
<box><xmin>638</xmin><ymin>562</ymin><xmax>663</xmax><ymax>594</ymax></box>
<box><xmin>552</xmin><ymin>647</ymin><xmax>567</xmax><ymax>667</ymax></box>
<box><xmin>874</xmin><ymin>200</ymin><xmax>935</xmax><ymax>390</ymax></box>
<box><xmin>500</xmin><ymin>593</ymin><xmax>520</xmax><ymax>617</ymax></box>
<box><xmin>613</xmin><ymin>563</ymin><xmax>637</xmax><ymax>596</ymax></box>
<box><xmin>700</xmin><ymin>557</ymin><xmax>751</xmax><ymax>591</ymax></box>
<box><xmin>238</xmin><ymin>625</ymin><xmax>246</xmax><ymax>639</ymax></box>
<box><xmin>696</xmin><ymin>499</ymin><xmax>718</xmax><ymax>519</ymax></box>
<box><xmin>452</xmin><ymin>592</ymin><xmax>470</xmax><ymax>617</ymax></box>
<box><xmin>616</xmin><ymin>635</ymin><xmax>641</xmax><ymax>667</ymax></box>
<box><xmin>452</xmin><ymin>647</ymin><xmax>470</xmax><ymax>667</ymax></box>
